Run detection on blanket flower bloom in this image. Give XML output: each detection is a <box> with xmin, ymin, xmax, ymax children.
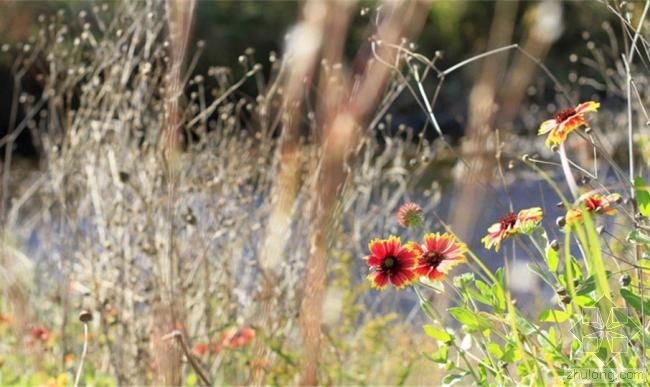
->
<box><xmin>221</xmin><ymin>326</ymin><xmax>255</xmax><ymax>348</ymax></box>
<box><xmin>397</xmin><ymin>202</ymin><xmax>423</xmax><ymax>228</ymax></box>
<box><xmin>365</xmin><ymin>236</ymin><xmax>418</xmax><ymax>290</ymax></box>
<box><xmin>565</xmin><ymin>193</ymin><xmax>621</xmax><ymax>226</ymax></box>
<box><xmin>538</xmin><ymin>101</ymin><xmax>600</xmax><ymax>148</ymax></box>
<box><xmin>410</xmin><ymin>232</ymin><xmax>467</xmax><ymax>281</ymax></box>
<box><xmin>482</xmin><ymin>207</ymin><xmax>543</xmax><ymax>251</ymax></box>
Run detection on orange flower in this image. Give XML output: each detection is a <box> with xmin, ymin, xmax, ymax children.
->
<box><xmin>248</xmin><ymin>357</ymin><xmax>269</xmax><ymax>369</ymax></box>
<box><xmin>538</xmin><ymin>101</ymin><xmax>599</xmax><ymax>148</ymax></box>
<box><xmin>565</xmin><ymin>193</ymin><xmax>621</xmax><ymax>226</ymax></box>
<box><xmin>365</xmin><ymin>236</ymin><xmax>418</xmax><ymax>290</ymax></box>
<box><xmin>192</xmin><ymin>342</ymin><xmax>208</xmax><ymax>356</ymax></box>
<box><xmin>482</xmin><ymin>207</ymin><xmax>543</xmax><ymax>251</ymax></box>
<box><xmin>64</xmin><ymin>353</ymin><xmax>76</xmax><ymax>367</ymax></box>
<box><xmin>410</xmin><ymin>233</ymin><xmax>467</xmax><ymax>281</ymax></box>
<box><xmin>397</xmin><ymin>202</ymin><xmax>423</xmax><ymax>228</ymax></box>
<box><xmin>221</xmin><ymin>326</ymin><xmax>255</xmax><ymax>348</ymax></box>
<box><xmin>30</xmin><ymin>325</ymin><xmax>51</xmax><ymax>343</ymax></box>
<box><xmin>0</xmin><ymin>313</ymin><xmax>12</xmax><ymax>325</ymax></box>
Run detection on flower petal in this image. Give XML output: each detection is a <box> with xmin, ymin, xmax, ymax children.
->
<box><xmin>368</xmin><ymin>271</ymin><xmax>389</xmax><ymax>289</ymax></box>
<box><xmin>538</xmin><ymin>119</ymin><xmax>557</xmax><ymax>135</ymax></box>
<box><xmin>368</xmin><ymin>238</ymin><xmax>386</xmax><ymax>259</ymax></box>
<box><xmin>575</xmin><ymin>101</ymin><xmax>600</xmax><ymax>114</ymax></box>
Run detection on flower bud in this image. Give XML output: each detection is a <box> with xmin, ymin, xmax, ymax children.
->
<box><xmin>397</xmin><ymin>202</ymin><xmax>423</xmax><ymax>228</ymax></box>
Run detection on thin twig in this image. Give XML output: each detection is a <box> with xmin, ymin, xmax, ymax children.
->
<box><xmin>165</xmin><ymin>330</ymin><xmax>213</xmax><ymax>386</ymax></box>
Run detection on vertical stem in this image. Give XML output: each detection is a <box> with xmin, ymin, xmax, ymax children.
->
<box><xmin>624</xmin><ymin>0</ymin><xmax>650</xmax><ymax>371</ymax></box>
<box><xmin>153</xmin><ymin>1</ymin><xmax>195</xmax><ymax>385</ymax></box>
<box><xmin>558</xmin><ymin>144</ymin><xmax>579</xmax><ymax>200</ymax></box>
<box><xmin>73</xmin><ymin>323</ymin><xmax>89</xmax><ymax>387</ymax></box>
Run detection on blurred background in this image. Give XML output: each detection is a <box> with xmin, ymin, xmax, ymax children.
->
<box><xmin>0</xmin><ymin>1</ymin><xmax>643</xmax><ymax>385</ymax></box>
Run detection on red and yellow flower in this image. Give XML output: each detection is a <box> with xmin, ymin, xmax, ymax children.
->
<box><xmin>365</xmin><ymin>236</ymin><xmax>418</xmax><ymax>290</ymax></box>
<box><xmin>221</xmin><ymin>326</ymin><xmax>255</xmax><ymax>348</ymax></box>
<box><xmin>482</xmin><ymin>207</ymin><xmax>543</xmax><ymax>251</ymax></box>
<box><xmin>410</xmin><ymin>232</ymin><xmax>467</xmax><ymax>281</ymax></box>
<box><xmin>565</xmin><ymin>193</ymin><xmax>621</xmax><ymax>226</ymax></box>
<box><xmin>538</xmin><ymin>101</ymin><xmax>600</xmax><ymax>148</ymax></box>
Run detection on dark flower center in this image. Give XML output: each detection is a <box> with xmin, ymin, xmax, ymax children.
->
<box><xmin>423</xmin><ymin>251</ymin><xmax>445</xmax><ymax>269</ymax></box>
<box><xmin>499</xmin><ymin>212</ymin><xmax>518</xmax><ymax>231</ymax></box>
<box><xmin>583</xmin><ymin>196</ymin><xmax>601</xmax><ymax>211</ymax></box>
<box><xmin>382</xmin><ymin>256</ymin><xmax>397</xmax><ymax>270</ymax></box>
<box><xmin>555</xmin><ymin>108</ymin><xmax>577</xmax><ymax>123</ymax></box>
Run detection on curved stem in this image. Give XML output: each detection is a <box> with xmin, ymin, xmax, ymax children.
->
<box><xmin>73</xmin><ymin>323</ymin><xmax>89</xmax><ymax>387</ymax></box>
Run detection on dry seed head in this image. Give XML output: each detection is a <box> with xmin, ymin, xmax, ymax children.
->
<box><xmin>550</xmin><ymin>239</ymin><xmax>560</xmax><ymax>251</ymax></box>
<box><xmin>620</xmin><ymin>274</ymin><xmax>631</xmax><ymax>287</ymax></box>
<box><xmin>79</xmin><ymin>310</ymin><xmax>92</xmax><ymax>323</ymax></box>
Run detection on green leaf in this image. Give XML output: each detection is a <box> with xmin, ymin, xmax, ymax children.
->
<box><xmin>575</xmin><ymin>275</ymin><xmax>596</xmax><ymax>296</ymax></box>
<box><xmin>441</xmin><ymin>372</ymin><xmax>468</xmax><ymax>386</ymax></box>
<box><xmin>613</xmin><ymin>309</ymin><xmax>643</xmax><ymax>333</ymax></box>
<box><xmin>539</xmin><ymin>309</ymin><xmax>570</xmax><ymax>323</ymax></box>
<box><xmin>466</xmin><ymin>288</ymin><xmax>491</xmax><ymax>306</ymax></box>
<box><xmin>546</xmin><ymin>244</ymin><xmax>559</xmax><ymax>273</ymax></box>
<box><xmin>477</xmin><ymin>363</ymin><xmax>488</xmax><ymax>383</ymax></box>
<box><xmin>423</xmin><ymin>324</ymin><xmax>452</xmax><ymax>343</ymax></box>
<box><xmin>487</xmin><ymin>342</ymin><xmax>504</xmax><ymax>359</ymax></box>
<box><xmin>491</xmin><ymin>283</ymin><xmax>506</xmax><ymax>312</ymax></box>
<box><xmin>621</xmin><ymin>288</ymin><xmax>650</xmax><ymax>315</ymax></box>
<box><xmin>515</xmin><ymin>315</ymin><xmax>537</xmax><ymax>335</ymax></box>
<box><xmin>495</xmin><ymin>267</ymin><xmax>505</xmax><ymax>287</ymax></box>
<box><xmin>502</xmin><ymin>342</ymin><xmax>516</xmax><ymax>363</ymax></box>
<box><xmin>547</xmin><ymin>326</ymin><xmax>557</xmax><ymax>346</ymax></box>
<box><xmin>448</xmin><ymin>307</ymin><xmax>476</xmax><ymax>326</ymax></box>
<box><xmin>573</xmin><ymin>295</ymin><xmax>595</xmax><ymax>307</ymax></box>
<box><xmin>430</xmin><ymin>345</ymin><xmax>449</xmax><ymax>363</ymax></box>
<box><xmin>475</xmin><ymin>280</ymin><xmax>491</xmax><ymax>297</ymax></box>
<box><xmin>627</xmin><ymin>229</ymin><xmax>650</xmax><ymax>245</ymax></box>
<box><xmin>448</xmin><ymin>308</ymin><xmax>490</xmax><ymax>331</ymax></box>
<box><xmin>635</xmin><ymin>177</ymin><xmax>650</xmax><ymax>217</ymax></box>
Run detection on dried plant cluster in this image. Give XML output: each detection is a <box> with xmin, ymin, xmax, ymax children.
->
<box><xmin>0</xmin><ymin>1</ymin><xmax>445</xmax><ymax>385</ymax></box>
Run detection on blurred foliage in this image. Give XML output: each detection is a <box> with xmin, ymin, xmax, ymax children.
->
<box><xmin>0</xmin><ymin>1</ymin><xmax>622</xmax><ymax>74</ymax></box>
<box><xmin>0</xmin><ymin>0</ymin><xmax>630</xmax><ymax>112</ymax></box>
